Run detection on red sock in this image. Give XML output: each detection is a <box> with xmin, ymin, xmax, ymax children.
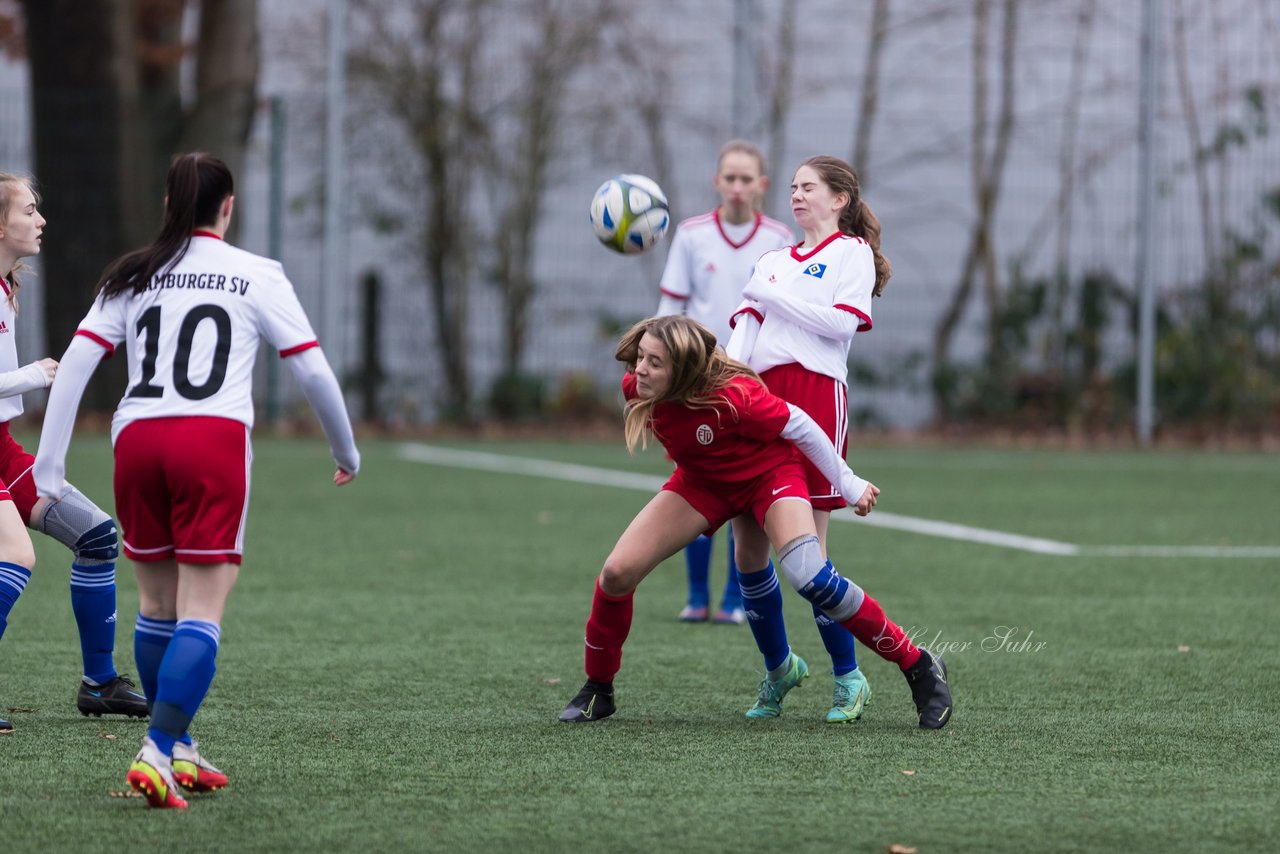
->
<box><xmin>584</xmin><ymin>579</ymin><xmax>634</xmax><ymax>683</ymax></box>
<box><xmin>840</xmin><ymin>594</ymin><xmax>922</xmax><ymax>670</ymax></box>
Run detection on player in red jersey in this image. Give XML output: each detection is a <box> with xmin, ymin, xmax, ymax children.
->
<box><xmin>726</xmin><ymin>155</ymin><xmax>893</xmax><ymax>723</ymax></box>
<box><xmin>0</xmin><ymin>173</ymin><xmax>147</xmax><ymax>734</ymax></box>
<box><xmin>656</xmin><ymin>140</ymin><xmax>792</xmax><ymax>625</ymax></box>
<box><xmin>34</xmin><ymin>153</ymin><xmax>360</xmax><ymax>808</ymax></box>
<box><xmin>558</xmin><ymin>315</ymin><xmax>952</xmax><ymax>729</ymax></box>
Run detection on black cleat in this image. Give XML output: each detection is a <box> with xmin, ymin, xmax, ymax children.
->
<box><xmin>906</xmin><ymin>650</ymin><xmax>953</xmax><ymax>730</ymax></box>
<box><xmin>558</xmin><ymin>680</ymin><xmax>616</xmax><ymax>723</ymax></box>
<box><xmin>77</xmin><ymin>675</ymin><xmax>149</xmax><ymax>718</ymax></box>
<box><xmin>0</xmin><ymin>716</ymin><xmax>12</xmax><ymax>733</ymax></box>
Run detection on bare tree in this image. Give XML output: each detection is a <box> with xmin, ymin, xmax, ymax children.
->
<box><xmin>1048</xmin><ymin>0</ymin><xmax>1098</xmax><ymax>375</ymax></box>
<box><xmin>487</xmin><ymin>0</ymin><xmax>633</xmax><ymax>377</ymax></box>
<box><xmin>1171</xmin><ymin>0</ymin><xmax>1217</xmax><ymax>271</ymax></box>
<box><xmin>20</xmin><ymin>0</ymin><xmax>259</xmax><ymax>407</ymax></box>
<box><xmin>850</xmin><ymin>0</ymin><xmax>890</xmax><ymax>181</ymax></box>
<box><xmin>931</xmin><ymin>0</ymin><xmax>1019</xmax><ymax>417</ymax></box>
<box><xmin>351</xmin><ymin>0</ymin><xmax>489</xmax><ymax>422</ymax></box>
<box><xmin>762</xmin><ymin>0</ymin><xmax>799</xmax><ymax>215</ymax></box>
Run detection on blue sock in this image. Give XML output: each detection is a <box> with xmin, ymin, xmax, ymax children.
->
<box><xmin>718</xmin><ymin>524</ymin><xmax>743</xmax><ymax>612</ymax></box>
<box><xmin>739</xmin><ymin>561</ymin><xmax>790</xmax><ymax>671</ymax></box>
<box><xmin>70</xmin><ymin>562</ymin><xmax>118</xmax><ymax>684</ymax></box>
<box><xmin>684</xmin><ymin>534</ymin><xmax>712</xmax><ymax>609</ymax></box>
<box><xmin>149</xmin><ymin>619</ymin><xmax>220</xmax><ymax>755</ymax></box>
<box><xmin>0</xmin><ymin>562</ymin><xmax>32</xmax><ymax>641</ymax></box>
<box><xmin>813</xmin><ymin>603</ymin><xmax>858</xmax><ymax>676</ymax></box>
<box><xmin>134</xmin><ymin>614</ymin><xmax>177</xmax><ymax>713</ymax></box>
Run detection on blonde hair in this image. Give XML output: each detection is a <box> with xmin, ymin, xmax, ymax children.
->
<box><xmin>799</xmin><ymin>155</ymin><xmax>892</xmax><ymax>296</ymax></box>
<box><xmin>614</xmin><ymin>315</ymin><xmax>762</xmax><ymax>453</ymax></box>
<box><xmin>0</xmin><ymin>172</ymin><xmax>37</xmax><ymax>313</ymax></box>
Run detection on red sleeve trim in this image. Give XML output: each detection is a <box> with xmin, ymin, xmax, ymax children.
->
<box><xmin>659</xmin><ymin>287</ymin><xmax>688</xmax><ymax>300</ymax></box>
<box><xmin>279</xmin><ymin>340</ymin><xmax>320</xmax><ymax>358</ymax></box>
<box><xmin>835</xmin><ymin>304</ymin><xmax>872</xmax><ymax>332</ymax></box>
<box><xmin>728</xmin><ymin>306</ymin><xmax>765</xmax><ymax>329</ymax></box>
<box><xmin>75</xmin><ymin>329</ymin><xmax>116</xmax><ymax>357</ymax></box>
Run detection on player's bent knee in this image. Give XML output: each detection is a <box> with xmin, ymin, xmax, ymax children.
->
<box><xmin>37</xmin><ymin>487</ymin><xmax>119</xmax><ymax>561</ymax></box>
<box><xmin>75</xmin><ymin>519</ymin><xmax>120</xmax><ymax>561</ymax></box>
<box><xmin>777</xmin><ymin>534</ymin><xmax>864</xmax><ymax>621</ymax></box>
<box><xmin>2</xmin><ymin>540</ymin><xmax>37</xmax><ymax>571</ymax></box>
<box><xmin>598</xmin><ymin>559</ymin><xmax>642</xmax><ymax>596</ymax></box>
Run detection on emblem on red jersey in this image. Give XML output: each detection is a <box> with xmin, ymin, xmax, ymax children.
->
<box><xmin>695</xmin><ymin>424</ymin><xmax>714</xmax><ymax>445</ymax></box>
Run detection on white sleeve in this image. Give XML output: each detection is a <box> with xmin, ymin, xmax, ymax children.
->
<box><xmin>754</xmin><ymin>289</ymin><xmax>859</xmax><ymax>341</ymax></box>
<box><xmin>0</xmin><ymin>362</ymin><xmax>53</xmax><ymax>399</ymax></box>
<box><xmin>656</xmin><ymin>293</ymin><xmax>687</xmax><ymax>317</ymax></box>
<box><xmin>33</xmin><ymin>336</ymin><xmax>105</xmax><ymax>497</ymax></box>
<box><xmin>779</xmin><ymin>404</ymin><xmax>869</xmax><ymax>503</ymax></box>
<box><xmin>257</xmin><ymin>263</ymin><xmax>320</xmax><ymax>352</ymax></box>
<box><xmin>657</xmin><ymin>224</ymin><xmax>693</xmax><ymax>305</ymax></box>
<box><xmin>724</xmin><ymin>308</ymin><xmax>760</xmax><ymax>363</ymax></box>
<box><xmin>284</xmin><ymin>346</ymin><xmax>361</xmax><ymax>474</ymax></box>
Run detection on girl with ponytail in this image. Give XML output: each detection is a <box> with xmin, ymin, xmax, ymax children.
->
<box><xmin>34</xmin><ymin>152</ymin><xmax>361</xmax><ymax>808</ymax></box>
<box><xmin>722</xmin><ymin>156</ymin><xmax>929</xmax><ymax>726</ymax></box>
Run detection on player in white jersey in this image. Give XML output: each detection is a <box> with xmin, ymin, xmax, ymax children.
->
<box><xmin>655</xmin><ymin>141</ymin><xmax>791</xmax><ymax>626</ymax></box>
<box><xmin>725</xmin><ymin>155</ymin><xmax>897</xmax><ymax>724</ymax></box>
<box><xmin>0</xmin><ymin>173</ymin><xmax>147</xmax><ymax>733</ymax></box>
<box><xmin>33</xmin><ymin>153</ymin><xmax>360</xmax><ymax>809</ymax></box>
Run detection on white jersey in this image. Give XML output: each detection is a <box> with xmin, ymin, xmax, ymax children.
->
<box><xmin>731</xmin><ymin>233</ymin><xmax>875</xmax><ymax>384</ymax></box>
<box><xmin>73</xmin><ymin>233</ymin><xmax>318</xmax><ymax>443</ymax></box>
<box><xmin>657</xmin><ymin>210</ymin><xmax>792</xmax><ymax>344</ymax></box>
<box><xmin>0</xmin><ymin>281</ymin><xmax>23</xmax><ymax>422</ymax></box>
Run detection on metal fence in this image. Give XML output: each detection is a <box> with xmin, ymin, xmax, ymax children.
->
<box><xmin>7</xmin><ymin>0</ymin><xmax>1279</xmax><ymax>431</ymax></box>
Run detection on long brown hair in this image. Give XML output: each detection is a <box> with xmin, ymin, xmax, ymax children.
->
<box><xmin>97</xmin><ymin>152</ymin><xmax>234</xmax><ymax>300</ymax></box>
<box><xmin>0</xmin><ymin>172</ymin><xmax>37</xmax><ymax>313</ymax></box>
<box><xmin>800</xmin><ymin>155</ymin><xmax>892</xmax><ymax>296</ymax></box>
<box><xmin>614</xmin><ymin>315</ymin><xmax>761</xmax><ymax>452</ymax></box>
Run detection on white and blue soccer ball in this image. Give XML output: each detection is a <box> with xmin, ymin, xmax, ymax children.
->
<box><xmin>589</xmin><ymin>174</ymin><xmax>670</xmax><ymax>255</ymax></box>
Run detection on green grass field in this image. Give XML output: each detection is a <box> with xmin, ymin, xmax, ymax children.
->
<box><xmin>2</xmin><ymin>432</ymin><xmax>1277</xmax><ymax>852</ymax></box>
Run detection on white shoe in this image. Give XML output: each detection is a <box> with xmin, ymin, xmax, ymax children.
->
<box><xmin>173</xmin><ymin>739</ymin><xmax>229</xmax><ymax>792</ymax></box>
<box><xmin>126</xmin><ymin>737</ymin><xmax>188</xmax><ymax>809</ymax></box>
<box><xmin>713</xmin><ymin>607</ymin><xmax>746</xmax><ymax>625</ymax></box>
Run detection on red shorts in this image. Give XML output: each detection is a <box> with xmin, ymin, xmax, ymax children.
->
<box><xmin>113</xmin><ymin>416</ymin><xmax>251</xmax><ymax>565</ymax></box>
<box><xmin>760</xmin><ymin>363</ymin><xmax>848</xmax><ymax>510</ymax></box>
<box><xmin>0</xmin><ymin>424</ymin><xmax>42</xmax><ymax>524</ymax></box>
<box><xmin>663</xmin><ymin>460</ymin><xmax>811</xmax><ymax>535</ymax></box>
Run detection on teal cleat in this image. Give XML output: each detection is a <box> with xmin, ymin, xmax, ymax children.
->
<box><xmin>745</xmin><ymin>653</ymin><xmax>809</xmax><ymax>719</ymax></box>
<box><xmin>825</xmin><ymin>668</ymin><xmax>872</xmax><ymax>723</ymax></box>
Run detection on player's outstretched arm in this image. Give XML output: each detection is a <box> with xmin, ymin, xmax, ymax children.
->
<box><xmin>742</xmin><ymin>283</ymin><xmax>859</xmax><ymax>341</ymax></box>
<box><xmin>724</xmin><ymin>305</ymin><xmax>762</xmax><ymax>362</ymax></box>
<box><xmin>33</xmin><ymin>337</ymin><xmax>102</xmax><ymax>498</ymax></box>
<box><xmin>779</xmin><ymin>403</ymin><xmax>878</xmax><ymax>516</ymax></box>
<box><xmin>284</xmin><ymin>346</ymin><xmax>360</xmax><ymax>482</ymax></box>
<box><xmin>0</xmin><ymin>357</ymin><xmax>57</xmax><ymax>400</ymax></box>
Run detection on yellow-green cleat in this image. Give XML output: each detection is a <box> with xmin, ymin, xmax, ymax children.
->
<box><xmin>745</xmin><ymin>653</ymin><xmax>809</xmax><ymax>718</ymax></box>
<box><xmin>825</xmin><ymin>668</ymin><xmax>872</xmax><ymax>723</ymax></box>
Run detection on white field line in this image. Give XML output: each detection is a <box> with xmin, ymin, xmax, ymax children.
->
<box><xmin>398</xmin><ymin>443</ymin><xmax>1280</xmax><ymax>559</ymax></box>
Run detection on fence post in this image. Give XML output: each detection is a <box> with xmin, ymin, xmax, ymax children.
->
<box><xmin>1135</xmin><ymin>0</ymin><xmax>1163</xmax><ymax>444</ymax></box>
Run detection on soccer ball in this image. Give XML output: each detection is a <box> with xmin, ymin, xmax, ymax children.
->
<box><xmin>589</xmin><ymin>174</ymin><xmax>670</xmax><ymax>255</ymax></box>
